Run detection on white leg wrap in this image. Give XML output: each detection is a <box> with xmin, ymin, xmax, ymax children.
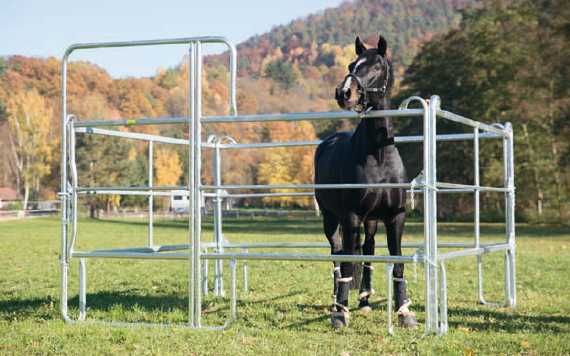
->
<box><xmin>396</xmin><ymin>299</ymin><xmax>415</xmax><ymax>317</ymax></box>
<box><xmin>358</xmin><ymin>289</ymin><xmax>376</xmax><ymax>299</ymax></box>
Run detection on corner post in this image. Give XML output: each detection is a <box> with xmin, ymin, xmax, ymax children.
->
<box><xmin>213</xmin><ymin>140</ymin><xmax>225</xmax><ymax>296</ymax></box>
<box><xmin>504</xmin><ymin>122</ymin><xmax>516</xmax><ymax>307</ymax></box>
<box><xmin>148</xmin><ymin>141</ymin><xmax>154</xmax><ymax>248</ymax></box>
<box><xmin>424</xmin><ymin>95</ymin><xmax>440</xmax><ymax>334</ymax></box>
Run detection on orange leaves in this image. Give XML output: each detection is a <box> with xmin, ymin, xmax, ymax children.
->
<box><xmin>257</xmin><ymin>121</ymin><xmax>317</xmax><ymax>208</ymax></box>
<box><xmin>154</xmin><ymin>147</ymin><xmax>183</xmax><ymax>187</ymax></box>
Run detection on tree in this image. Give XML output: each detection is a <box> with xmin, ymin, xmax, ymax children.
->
<box><xmin>6</xmin><ymin>89</ymin><xmax>55</xmax><ymax>210</ymax></box>
<box><xmin>154</xmin><ymin>147</ymin><xmax>183</xmax><ymax>186</ymax></box>
<box><xmin>264</xmin><ymin>59</ymin><xmax>299</xmax><ymax>90</ymax></box>
<box><xmin>397</xmin><ymin>0</ymin><xmax>570</xmax><ymax>221</ymax></box>
<box><xmin>257</xmin><ymin>121</ymin><xmax>316</xmax><ymax>207</ymax></box>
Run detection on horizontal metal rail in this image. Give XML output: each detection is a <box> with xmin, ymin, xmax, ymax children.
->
<box><xmin>201</xmin><ymin>109</ymin><xmax>424</xmax><ymax>124</ymax></box>
<box><xmin>86</xmin><ymin>242</ymin><xmax>504</xmax><ymax>255</ymax></box>
<box><xmin>436</xmin><ymin>182</ymin><xmax>513</xmax><ymax>193</ymax></box>
<box><xmin>73</xmin><ymin>109</ymin><xmax>424</xmax><ymax>128</ymax></box>
<box><xmin>75</xmin><ymin>182</ymin><xmax>509</xmax><ymax>195</ymax></box>
<box><xmin>201</xmin><ymin>183</ymin><xmax>412</xmax><ymax>191</ymax></box>
<box><xmin>438</xmin><ymin>243</ymin><xmax>510</xmax><ymax>260</ymax></box>
<box><xmin>75</xmin><ymin>127</ymin><xmax>188</xmax><ymax>145</ymax></box>
<box><xmin>76</xmin><ymin>127</ymin><xmax>502</xmax><ymax>147</ymax></box>
<box><xmin>202</xmin><ymin>132</ymin><xmax>502</xmax><ymax>150</ymax></box>
<box><xmin>76</xmin><ymin>189</ymin><xmax>183</xmax><ymax>196</ymax></box>
<box><xmin>202</xmin><ymin>192</ymin><xmax>314</xmax><ymax>198</ymax></box>
<box><xmin>72</xmin><ymin>250</ymin><xmax>420</xmax><ymax>263</ymax></box>
<box><xmin>437</xmin><ymin>110</ymin><xmax>507</xmax><ymax>136</ymax></box>
<box><xmin>76</xmin><ymin>186</ymin><xmax>185</xmax><ymax>193</ymax></box>
<box><xmin>64</xmin><ymin>35</ymin><xmax>233</xmax><ymax>55</ymax></box>
<box><xmin>73</xmin><ymin>116</ymin><xmax>191</xmax><ymax>128</ymax></box>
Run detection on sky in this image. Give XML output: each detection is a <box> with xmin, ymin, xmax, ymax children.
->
<box><xmin>1</xmin><ymin>0</ymin><xmax>344</xmax><ymax>77</ymax></box>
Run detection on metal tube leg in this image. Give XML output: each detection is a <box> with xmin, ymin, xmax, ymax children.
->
<box><xmin>60</xmin><ymin>260</ymin><xmax>69</xmax><ymax>321</ymax></box>
<box><xmin>477</xmin><ymin>255</ymin><xmax>485</xmax><ymax>304</ymax></box>
<box><xmin>242</xmin><ymin>249</ymin><xmax>249</xmax><ymax>293</ymax></box>
<box><xmin>509</xmin><ymin>249</ymin><xmax>516</xmax><ymax>307</ymax></box>
<box><xmin>230</xmin><ymin>259</ymin><xmax>237</xmax><ymax>320</ymax></box>
<box><xmin>505</xmin><ymin>249</ymin><xmax>516</xmax><ymax>307</ymax></box>
<box><xmin>438</xmin><ymin>261</ymin><xmax>448</xmax><ymax>335</ymax></box>
<box><xmin>386</xmin><ymin>263</ymin><xmax>394</xmax><ymax>335</ymax></box>
<box><xmin>79</xmin><ymin>258</ymin><xmax>87</xmax><ymax>321</ymax></box>
<box><xmin>203</xmin><ymin>249</ymin><xmax>209</xmax><ymax>296</ymax></box>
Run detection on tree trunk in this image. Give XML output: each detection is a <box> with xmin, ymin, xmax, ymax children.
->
<box><xmin>23</xmin><ymin>181</ymin><xmax>30</xmax><ymax>211</ymax></box>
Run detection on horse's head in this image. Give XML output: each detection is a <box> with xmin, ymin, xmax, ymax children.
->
<box><xmin>335</xmin><ymin>35</ymin><xmax>393</xmax><ymax>112</ymax></box>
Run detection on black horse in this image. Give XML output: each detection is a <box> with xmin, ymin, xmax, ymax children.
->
<box><xmin>314</xmin><ymin>35</ymin><xmax>417</xmax><ymax>329</ymax></box>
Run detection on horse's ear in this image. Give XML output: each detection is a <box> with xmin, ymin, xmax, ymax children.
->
<box><xmin>355</xmin><ymin>36</ymin><xmax>366</xmax><ymax>56</ymax></box>
<box><xmin>377</xmin><ymin>34</ymin><xmax>387</xmax><ymax>57</ymax></box>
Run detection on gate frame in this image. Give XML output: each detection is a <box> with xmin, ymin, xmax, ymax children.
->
<box><xmin>59</xmin><ymin>36</ymin><xmax>516</xmax><ymax>335</ymax></box>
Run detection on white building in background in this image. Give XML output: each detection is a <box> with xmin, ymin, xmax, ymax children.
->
<box><xmin>170</xmin><ymin>190</ymin><xmax>232</xmax><ymax>213</ymax></box>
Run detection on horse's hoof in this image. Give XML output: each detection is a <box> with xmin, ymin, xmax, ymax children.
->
<box><xmin>358</xmin><ymin>299</ymin><xmax>372</xmax><ymax>314</ymax></box>
<box><xmin>398</xmin><ymin>314</ymin><xmax>419</xmax><ymax>328</ymax></box>
<box><xmin>331</xmin><ymin>310</ymin><xmax>350</xmax><ymax>329</ymax></box>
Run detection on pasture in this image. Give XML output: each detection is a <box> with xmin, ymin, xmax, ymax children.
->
<box><xmin>1</xmin><ymin>216</ymin><xmax>569</xmax><ymax>355</ymax></box>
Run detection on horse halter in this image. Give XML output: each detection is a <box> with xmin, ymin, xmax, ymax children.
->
<box><xmin>344</xmin><ymin>60</ymin><xmax>390</xmax><ymax>112</ymax></box>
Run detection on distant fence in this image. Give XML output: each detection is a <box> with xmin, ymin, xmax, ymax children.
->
<box><xmin>0</xmin><ymin>200</ymin><xmax>60</xmax><ymax>220</ymax></box>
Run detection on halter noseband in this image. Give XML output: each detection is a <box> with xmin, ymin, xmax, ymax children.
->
<box><xmin>344</xmin><ymin>61</ymin><xmax>390</xmax><ymax>112</ymax></box>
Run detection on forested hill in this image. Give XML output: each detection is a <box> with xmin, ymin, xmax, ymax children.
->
<box><xmin>235</xmin><ymin>0</ymin><xmax>477</xmax><ymax>78</ymax></box>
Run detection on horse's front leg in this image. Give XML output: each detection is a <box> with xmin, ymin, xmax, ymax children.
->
<box><xmin>331</xmin><ymin>213</ymin><xmax>361</xmax><ymax>329</ymax></box>
<box><xmin>384</xmin><ymin>210</ymin><xmax>418</xmax><ymax>328</ymax></box>
<box><xmin>358</xmin><ymin>218</ymin><xmax>378</xmax><ymax>313</ymax></box>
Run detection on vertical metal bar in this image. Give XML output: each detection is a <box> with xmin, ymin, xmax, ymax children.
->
<box><xmin>60</xmin><ymin>54</ymin><xmax>70</xmax><ymax>322</ymax></box>
<box><xmin>191</xmin><ymin>41</ymin><xmax>203</xmax><ymax>328</ymax></box>
<box><xmin>227</xmin><ymin>43</ymin><xmax>238</xmax><ymax>116</ymax></box>
<box><xmin>438</xmin><ymin>261</ymin><xmax>448</xmax><ymax>335</ymax></box>
<box><xmin>213</xmin><ymin>142</ymin><xmax>224</xmax><ymax>296</ymax></box>
<box><xmin>422</xmin><ymin>97</ymin><xmax>431</xmax><ymax>334</ymax></box>
<box><xmin>242</xmin><ymin>248</ymin><xmax>249</xmax><ymax>293</ymax></box>
<box><xmin>386</xmin><ymin>263</ymin><xmax>394</xmax><ymax>335</ymax></box>
<box><xmin>230</xmin><ymin>259</ymin><xmax>237</xmax><ymax>320</ymax></box>
<box><xmin>504</xmin><ymin>122</ymin><xmax>516</xmax><ymax>307</ymax></box>
<box><xmin>202</xmin><ymin>249</ymin><xmax>209</xmax><ymax>295</ymax></box>
<box><xmin>79</xmin><ymin>258</ymin><xmax>87</xmax><ymax>321</ymax></box>
<box><xmin>187</xmin><ymin>41</ymin><xmax>196</xmax><ymax>327</ymax></box>
<box><xmin>474</xmin><ymin>128</ymin><xmax>480</xmax><ymax>248</ymax></box>
<box><xmin>474</xmin><ymin>128</ymin><xmax>485</xmax><ymax>302</ymax></box>
<box><xmin>148</xmin><ymin>141</ymin><xmax>154</xmax><ymax>247</ymax></box>
<box><xmin>424</xmin><ymin>95</ymin><xmax>440</xmax><ymax>334</ymax></box>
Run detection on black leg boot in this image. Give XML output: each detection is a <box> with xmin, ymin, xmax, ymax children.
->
<box><xmin>358</xmin><ymin>264</ymin><xmax>374</xmax><ymax>313</ymax></box>
<box><xmin>331</xmin><ymin>275</ymin><xmax>351</xmax><ymax>329</ymax></box>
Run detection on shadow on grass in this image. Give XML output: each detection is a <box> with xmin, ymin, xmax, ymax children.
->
<box><xmin>448</xmin><ymin>307</ymin><xmax>570</xmax><ymax>334</ymax></box>
<box><xmin>0</xmin><ymin>296</ymin><xmax>56</xmax><ymax>320</ymax></box>
<box><xmin>2</xmin><ymin>291</ymin><xmax>569</xmax><ymax>335</ymax></box>
<box><xmin>0</xmin><ymin>290</ymin><xmax>302</xmax><ymax>318</ymax></box>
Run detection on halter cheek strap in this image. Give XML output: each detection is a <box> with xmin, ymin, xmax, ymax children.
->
<box><xmin>344</xmin><ymin>62</ymin><xmax>391</xmax><ymax>112</ymax></box>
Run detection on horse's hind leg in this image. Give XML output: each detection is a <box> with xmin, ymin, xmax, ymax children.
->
<box><xmin>384</xmin><ymin>210</ymin><xmax>418</xmax><ymax>328</ymax></box>
<box><xmin>322</xmin><ymin>210</ymin><xmax>341</xmax><ymax>308</ymax></box>
<box><xmin>358</xmin><ymin>218</ymin><xmax>378</xmax><ymax>312</ymax></box>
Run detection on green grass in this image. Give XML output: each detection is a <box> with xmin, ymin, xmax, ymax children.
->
<box><xmin>1</xmin><ymin>216</ymin><xmax>569</xmax><ymax>355</ymax></box>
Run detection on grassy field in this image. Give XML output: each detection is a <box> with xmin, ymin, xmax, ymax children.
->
<box><xmin>0</xmin><ymin>216</ymin><xmax>569</xmax><ymax>355</ymax></box>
